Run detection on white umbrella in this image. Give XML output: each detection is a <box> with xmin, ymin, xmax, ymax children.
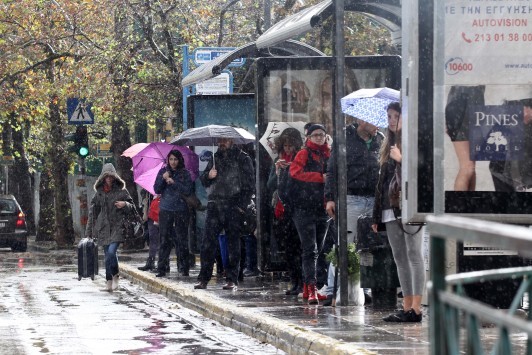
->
<box><xmin>341</xmin><ymin>87</ymin><xmax>400</xmax><ymax>128</ymax></box>
<box><xmin>259</xmin><ymin>121</ymin><xmax>306</xmax><ymax>160</ymax></box>
<box><xmin>171</xmin><ymin>125</ymin><xmax>255</xmax><ymax>168</ymax></box>
<box><xmin>170</xmin><ymin>125</ymin><xmax>255</xmax><ymax>146</ymax></box>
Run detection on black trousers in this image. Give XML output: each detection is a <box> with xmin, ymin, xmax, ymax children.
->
<box><xmin>157</xmin><ymin>209</ymin><xmax>189</xmax><ymax>273</ymax></box>
<box><xmin>198</xmin><ymin>201</ymin><xmax>242</xmax><ymax>284</ymax></box>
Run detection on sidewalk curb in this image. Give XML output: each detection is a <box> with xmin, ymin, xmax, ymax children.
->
<box><xmin>120</xmin><ymin>264</ymin><xmax>376</xmax><ymax>355</ymax></box>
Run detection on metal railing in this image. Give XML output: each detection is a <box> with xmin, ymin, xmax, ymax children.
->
<box><xmin>427</xmin><ymin>215</ymin><xmax>532</xmax><ymax>355</ymax></box>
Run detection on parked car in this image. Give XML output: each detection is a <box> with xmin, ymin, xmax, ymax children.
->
<box><xmin>0</xmin><ymin>195</ymin><xmax>28</xmax><ymax>252</ymax></box>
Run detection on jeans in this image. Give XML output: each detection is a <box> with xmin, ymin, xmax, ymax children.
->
<box><xmin>157</xmin><ymin>209</ymin><xmax>189</xmax><ymax>273</ymax></box>
<box><xmin>244</xmin><ymin>234</ymin><xmax>258</xmax><ymax>271</ymax></box>
<box><xmin>292</xmin><ymin>208</ymin><xmax>328</xmax><ymax>285</ymax></box>
<box><xmin>103</xmin><ymin>242</ymin><xmax>119</xmax><ymax>281</ymax></box>
<box><xmin>323</xmin><ymin>195</ymin><xmax>374</xmax><ymax>295</ymax></box>
<box><xmin>198</xmin><ymin>201</ymin><xmax>243</xmax><ymax>285</ymax></box>
<box><xmin>346</xmin><ymin>195</ymin><xmax>375</xmax><ymax>243</ymax></box>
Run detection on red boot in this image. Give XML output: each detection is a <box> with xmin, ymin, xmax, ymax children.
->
<box><xmin>307</xmin><ymin>283</ymin><xmax>318</xmax><ymax>304</ymax></box>
<box><xmin>317</xmin><ymin>292</ymin><xmax>328</xmax><ymax>301</ymax></box>
<box><xmin>302</xmin><ymin>283</ymin><xmax>309</xmax><ymax>299</ymax></box>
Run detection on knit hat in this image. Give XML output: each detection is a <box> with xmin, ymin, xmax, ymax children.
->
<box><xmin>306</xmin><ymin>124</ymin><xmax>326</xmax><ymax>136</ymax></box>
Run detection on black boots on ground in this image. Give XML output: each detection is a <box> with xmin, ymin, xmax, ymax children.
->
<box><xmin>138</xmin><ymin>257</ymin><xmax>155</xmax><ymax>271</ymax></box>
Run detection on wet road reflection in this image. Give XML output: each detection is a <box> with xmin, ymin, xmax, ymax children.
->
<box><xmin>0</xmin><ymin>254</ymin><xmax>284</xmax><ymax>354</ymax></box>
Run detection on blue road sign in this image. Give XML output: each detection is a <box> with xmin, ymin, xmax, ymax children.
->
<box><xmin>192</xmin><ymin>47</ymin><xmax>245</xmax><ymax>67</ymax></box>
<box><xmin>67</xmin><ymin>98</ymin><xmax>94</xmax><ymax>125</ymax></box>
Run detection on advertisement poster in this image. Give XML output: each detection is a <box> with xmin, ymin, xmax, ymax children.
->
<box><xmin>444</xmin><ymin>0</ymin><xmax>531</xmax><ymax>86</ymax></box>
<box><xmin>443</xmin><ymin>0</ymin><xmax>532</xmax><ymax>193</ymax></box>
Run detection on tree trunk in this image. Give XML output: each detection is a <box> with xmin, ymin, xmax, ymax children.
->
<box><xmin>36</xmin><ymin>166</ymin><xmax>55</xmax><ymax>242</ymax></box>
<box><xmin>47</xmin><ymin>94</ymin><xmax>75</xmax><ymax>247</ymax></box>
<box><xmin>11</xmin><ymin>115</ymin><xmax>36</xmax><ymax>234</ymax></box>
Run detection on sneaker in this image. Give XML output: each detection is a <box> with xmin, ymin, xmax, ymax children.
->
<box><xmin>243</xmin><ymin>268</ymin><xmax>260</xmax><ymax>277</ymax></box>
<box><xmin>106</xmin><ymin>280</ymin><xmax>113</xmax><ymax>292</ymax></box>
<box><xmin>383</xmin><ymin>309</ymin><xmax>406</xmax><ymax>322</ymax></box>
<box><xmin>383</xmin><ymin>309</ymin><xmax>422</xmax><ymax>322</ymax></box>
<box><xmin>194</xmin><ymin>281</ymin><xmax>207</xmax><ymax>289</ymax></box>
<box><xmin>112</xmin><ymin>274</ymin><xmax>119</xmax><ymax>291</ymax></box>
<box><xmin>404</xmin><ymin>309</ymin><xmax>422</xmax><ymax>322</ymax></box>
<box><xmin>222</xmin><ymin>282</ymin><xmax>237</xmax><ymax>291</ymax></box>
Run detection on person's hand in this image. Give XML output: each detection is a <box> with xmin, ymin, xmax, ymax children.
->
<box><xmin>390</xmin><ymin>144</ymin><xmax>402</xmax><ymax>163</ymax></box>
<box><xmin>275</xmin><ymin>159</ymin><xmax>289</xmax><ymax>175</ymax></box>
<box><xmin>165</xmin><ymin>177</ymin><xmax>174</xmax><ymax>184</ymax></box>
<box><xmin>326</xmin><ymin>201</ymin><xmax>335</xmax><ymax>219</ymax></box>
<box><xmin>114</xmin><ymin>201</ymin><xmax>126</xmax><ymax>209</ymax></box>
<box><xmin>162</xmin><ymin>171</ymin><xmax>170</xmax><ymax>180</ymax></box>
<box><xmin>371</xmin><ymin>224</ymin><xmax>379</xmax><ymax>233</ymax></box>
<box><xmin>208</xmin><ymin>168</ymin><xmax>217</xmax><ymax>179</ymax></box>
<box><xmin>524</xmin><ymin>106</ymin><xmax>532</xmax><ymax>125</ymax></box>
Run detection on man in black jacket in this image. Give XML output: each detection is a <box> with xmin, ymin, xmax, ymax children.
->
<box><xmin>325</xmin><ymin>118</ymin><xmax>383</xmax><ymax>235</ymax></box>
<box><xmin>324</xmin><ymin>118</ymin><xmax>383</xmax><ymax>303</ymax></box>
<box><xmin>194</xmin><ymin>138</ymin><xmax>255</xmax><ymax>291</ymax></box>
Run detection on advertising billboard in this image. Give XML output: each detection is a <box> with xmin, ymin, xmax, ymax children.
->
<box><xmin>441</xmin><ymin>0</ymin><xmax>532</xmax><ymax>221</ymax></box>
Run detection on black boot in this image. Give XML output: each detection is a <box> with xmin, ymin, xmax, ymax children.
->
<box><xmin>285</xmin><ymin>279</ymin><xmax>300</xmax><ymax>295</ymax></box>
<box><xmin>138</xmin><ymin>257</ymin><xmax>155</xmax><ymax>271</ymax></box>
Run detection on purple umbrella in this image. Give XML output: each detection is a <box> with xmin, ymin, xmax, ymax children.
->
<box><xmin>132</xmin><ymin>142</ymin><xmax>199</xmax><ymax>195</ymax></box>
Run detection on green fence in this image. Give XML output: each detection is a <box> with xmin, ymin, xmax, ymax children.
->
<box><xmin>427</xmin><ymin>215</ymin><xmax>532</xmax><ymax>355</ymax></box>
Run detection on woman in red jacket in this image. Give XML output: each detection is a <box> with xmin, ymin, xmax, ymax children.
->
<box><xmin>289</xmin><ymin>124</ymin><xmax>330</xmax><ymax>304</ymax></box>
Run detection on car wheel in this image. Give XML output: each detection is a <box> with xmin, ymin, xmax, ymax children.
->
<box><xmin>11</xmin><ymin>241</ymin><xmax>27</xmax><ymax>252</ymax></box>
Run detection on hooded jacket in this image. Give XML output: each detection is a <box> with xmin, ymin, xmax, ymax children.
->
<box><xmin>85</xmin><ymin>163</ymin><xmax>135</xmax><ymax>246</ymax></box>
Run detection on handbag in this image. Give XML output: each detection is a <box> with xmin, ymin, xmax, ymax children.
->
<box><xmin>388</xmin><ymin>163</ymin><xmax>401</xmax><ymax>209</ymax></box>
<box><xmin>180</xmin><ymin>192</ymin><xmax>203</xmax><ymax>211</ymax></box>
<box><xmin>123</xmin><ymin>208</ymin><xmax>144</xmax><ymax>240</ymax></box>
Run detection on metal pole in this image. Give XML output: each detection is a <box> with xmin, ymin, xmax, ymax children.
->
<box><xmin>264</xmin><ymin>0</ymin><xmax>271</xmax><ymax>30</ymax></box>
<box><xmin>333</xmin><ymin>0</ymin><xmax>348</xmax><ymax>306</ymax></box>
<box><xmin>78</xmin><ymin>157</ymin><xmax>87</xmax><ymax>238</ymax></box>
<box><xmin>432</xmin><ymin>0</ymin><xmax>446</xmax><ymax>353</ymax></box>
<box><xmin>182</xmin><ymin>45</ymin><xmax>190</xmax><ymax>129</ymax></box>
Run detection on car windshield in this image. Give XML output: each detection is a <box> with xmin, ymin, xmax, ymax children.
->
<box><xmin>0</xmin><ymin>200</ymin><xmax>16</xmax><ymax>214</ymax></box>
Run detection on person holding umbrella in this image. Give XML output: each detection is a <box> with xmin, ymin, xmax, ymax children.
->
<box><xmin>153</xmin><ymin>150</ymin><xmax>193</xmax><ymax>278</ymax></box>
<box><xmin>194</xmin><ymin>138</ymin><xmax>255</xmax><ymax>291</ymax></box>
<box><xmin>372</xmin><ymin>102</ymin><xmax>425</xmax><ymax>322</ymax></box>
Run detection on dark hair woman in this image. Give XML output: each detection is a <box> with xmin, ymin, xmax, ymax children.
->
<box><xmin>288</xmin><ymin>124</ymin><xmax>330</xmax><ymax>304</ymax></box>
<box><xmin>153</xmin><ymin>149</ymin><xmax>193</xmax><ymax>278</ymax></box>
<box><xmin>267</xmin><ymin>128</ymin><xmax>304</xmax><ymax>295</ymax></box>
<box><xmin>372</xmin><ymin>102</ymin><xmax>425</xmax><ymax>322</ymax></box>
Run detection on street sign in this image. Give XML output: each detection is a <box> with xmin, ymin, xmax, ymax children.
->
<box><xmin>67</xmin><ymin>98</ymin><xmax>94</xmax><ymax>124</ymax></box>
<box><xmin>1</xmin><ymin>156</ymin><xmax>14</xmax><ymax>166</ymax></box>
<box><xmin>195</xmin><ymin>72</ymin><xmax>232</xmax><ymax>95</ymax></box>
<box><xmin>192</xmin><ymin>47</ymin><xmax>245</xmax><ymax>67</ymax></box>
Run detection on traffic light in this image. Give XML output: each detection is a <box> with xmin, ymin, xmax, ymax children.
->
<box><xmin>73</xmin><ymin>125</ymin><xmax>89</xmax><ymax>158</ymax></box>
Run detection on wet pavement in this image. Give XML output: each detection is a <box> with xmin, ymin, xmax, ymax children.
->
<box><xmin>21</xmin><ymin>237</ymin><xmax>531</xmax><ymax>354</ymax></box>
<box><xmin>0</xmin><ymin>252</ymin><xmax>284</xmax><ymax>354</ymax></box>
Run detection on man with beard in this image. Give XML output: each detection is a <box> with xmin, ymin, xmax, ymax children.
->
<box><xmin>194</xmin><ymin>138</ymin><xmax>255</xmax><ymax>291</ymax></box>
<box><xmin>323</xmin><ymin>116</ymin><xmax>383</xmax><ymax>305</ymax></box>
